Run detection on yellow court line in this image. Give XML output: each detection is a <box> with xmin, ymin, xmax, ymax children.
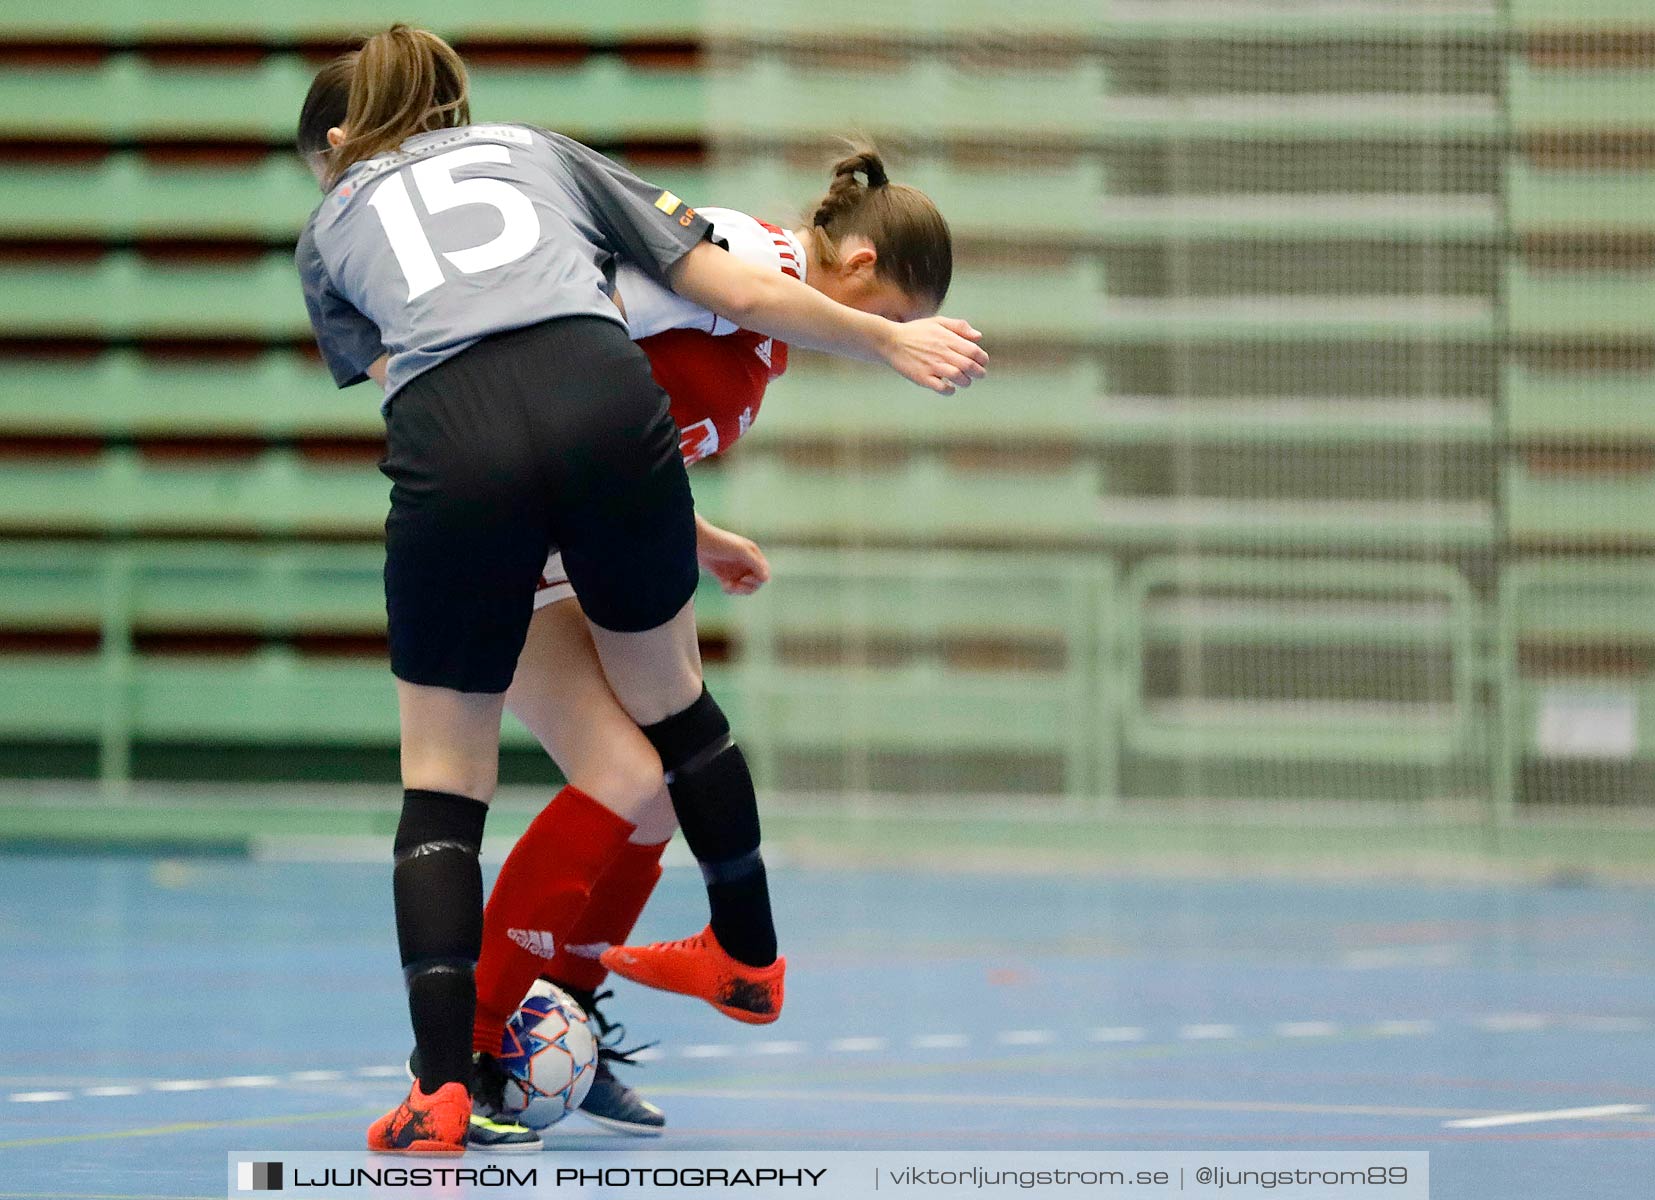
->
<box><xmin>0</xmin><ymin>1107</ymin><xmax>378</xmax><ymax>1151</ymax></box>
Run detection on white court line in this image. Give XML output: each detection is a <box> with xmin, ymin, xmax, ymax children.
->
<box><xmin>646</xmin><ymin>1085</ymin><xmax>1488</xmax><ymax>1122</ymax></box>
<box><xmin>289</xmin><ymin>1069</ymin><xmax>344</xmax><ymax>1082</ymax></box>
<box><xmin>151</xmin><ymin>1080</ymin><xmax>213</xmax><ymax>1092</ymax></box>
<box><xmin>998</xmin><ymin>1030</ymin><xmax>1056</xmax><ymax>1047</ymax></box>
<box><xmin>8</xmin><ymin>1092</ymin><xmax>71</xmax><ymax>1103</ymax></box>
<box><xmin>1088</xmin><ymin>1027</ymin><xmax>1147</xmax><ymax>1043</ymax></box>
<box><xmin>217</xmin><ymin>1076</ymin><xmax>281</xmax><ymax>1088</ymax></box>
<box><xmin>830</xmin><ymin>1037</ymin><xmax>887</xmax><ymax>1053</ymax></box>
<box><xmin>753</xmin><ymin>1041</ymin><xmax>808</xmax><ymax>1056</ymax></box>
<box><xmin>356</xmin><ymin>1065</ymin><xmax>405</xmax><ymax>1078</ymax></box>
<box><xmin>82</xmin><ymin>1085</ymin><xmax>143</xmax><ymax>1097</ymax></box>
<box><xmin>1180</xmin><ymin>1024</ymin><xmax>1239</xmax><ymax>1040</ymax></box>
<box><xmin>1445</xmin><ymin>1104</ymin><xmax>1649</xmax><ymax>1130</ymax></box>
<box><xmin>1277</xmin><ymin>1022</ymin><xmax>1339</xmax><ymax>1038</ymax></box>
<box><xmin>1373</xmin><ymin>1020</ymin><xmax>1437</xmax><ymax>1037</ymax></box>
<box><xmin>680</xmin><ymin>1044</ymin><xmax>734</xmax><ymax>1059</ymax></box>
<box><xmin>1476</xmin><ymin>1014</ymin><xmax>1549</xmax><ymax>1033</ymax></box>
<box><xmin>1572</xmin><ymin>1016</ymin><xmax>1650</xmax><ymax>1034</ymax></box>
<box><xmin>629</xmin><ymin>1047</ymin><xmax>665</xmax><ymax>1063</ymax></box>
<box><xmin>912</xmin><ymin>1033</ymin><xmax>969</xmax><ymax>1050</ymax></box>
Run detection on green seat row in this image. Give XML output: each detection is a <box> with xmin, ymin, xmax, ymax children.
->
<box><xmin>711</xmin><ymin>160</ymin><xmax>1496</xmax><ymax>245</ymax></box>
<box><xmin>1506</xmin><ymin>163</ymin><xmax>1655</xmax><ymax>235</ymax></box>
<box><xmin>0</xmin><ymin>55</ymin><xmax>703</xmax><ymax>142</ymax></box>
<box><xmin>0</xmin><ymin>252</ymin><xmax>1102</xmax><ymax>343</ymax></box>
<box><xmin>0</xmin><ymin>154</ymin><xmax>708</xmax><ymax>241</ymax></box>
<box><xmin>0</xmin><ymin>540</ymin><xmax>741</xmax><ymax>642</ymax></box>
<box><xmin>0</xmin><ymin>449</ymin><xmax>388</xmax><ymax>537</ymax></box>
<box><xmin>0</xmin><ymin>350</ymin><xmax>1497</xmax><ymax>449</ymax></box>
<box><xmin>0</xmin><ymin>352</ymin><xmax>384</xmax><ymax>438</ymax></box>
<box><xmin>1506</xmin><ymin>61</ymin><xmax>1655</xmax><ymax>134</ymax></box>
<box><xmin>1509</xmin><ymin>0</ymin><xmax>1655</xmax><ymax>30</ymax></box>
<box><xmin>6</xmin><ymin>250</ymin><xmax>1490</xmax><ymax>347</ymax></box>
<box><xmin>1506</xmin><ymin>263</ymin><xmax>1655</xmax><ymax>337</ymax></box>
<box><xmin>0</xmin><ymin>0</ymin><xmax>1525</xmax><ymax>42</ymax></box>
<box><xmin>765</xmin><ymin>361</ymin><xmax>1494</xmax><ymax>447</ymax></box>
<box><xmin>1505</xmin><ymin>461</ymin><xmax>1655</xmax><ymax>543</ymax></box>
<box><xmin>0</xmin><ymin>0</ymin><xmax>702</xmax><ymax>40</ymax></box>
<box><xmin>0</xmin><ymin>154</ymin><xmax>1107</xmax><ymax>245</ymax></box>
<box><xmin>0</xmin><ymin>153</ymin><xmax>1504</xmax><ymax>246</ymax></box>
<box><xmin>710</xmin><ymin>57</ymin><xmax>1500</xmax><ymax>142</ymax></box>
<box><xmin>0</xmin><ymin>448</ymin><xmax>1091</xmax><ymax>545</ymax></box>
<box><xmin>1505</xmin><ymin>364</ymin><xmax>1655</xmax><ymax>440</ymax></box>
<box><xmin>0</xmin><ymin>447</ymin><xmax>1484</xmax><ymax>550</ymax></box>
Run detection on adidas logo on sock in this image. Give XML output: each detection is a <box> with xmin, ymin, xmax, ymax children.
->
<box><xmin>507</xmin><ymin>928</ymin><xmax>557</xmax><ymax>958</ymax></box>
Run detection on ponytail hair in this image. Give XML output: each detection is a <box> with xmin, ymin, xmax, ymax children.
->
<box><xmin>808</xmin><ymin>147</ymin><xmax>952</xmax><ymax>309</ymax></box>
<box><xmin>323</xmin><ymin>24</ymin><xmax>470</xmax><ymax>187</ymax></box>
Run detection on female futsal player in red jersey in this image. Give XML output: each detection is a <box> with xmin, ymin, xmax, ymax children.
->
<box><xmin>479</xmin><ymin>154</ymin><xmax>949</xmax><ymax>1133</ymax></box>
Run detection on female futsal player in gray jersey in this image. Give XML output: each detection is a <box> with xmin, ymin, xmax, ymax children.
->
<box><xmin>294</xmin><ymin>26</ymin><xmax>987</xmax><ymax>1153</ymax></box>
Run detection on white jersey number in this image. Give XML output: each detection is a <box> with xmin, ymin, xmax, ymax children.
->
<box><xmin>367</xmin><ymin>145</ymin><xmax>542</xmax><ymax>302</ymax></box>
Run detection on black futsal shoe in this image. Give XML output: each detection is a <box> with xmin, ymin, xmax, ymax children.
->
<box><xmin>562</xmin><ymin>986</ymin><xmax>667</xmax><ymax>1136</ymax></box>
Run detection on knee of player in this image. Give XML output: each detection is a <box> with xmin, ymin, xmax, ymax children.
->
<box><xmin>574</xmin><ymin>737</ymin><xmax>664</xmax><ymax>812</ymax></box>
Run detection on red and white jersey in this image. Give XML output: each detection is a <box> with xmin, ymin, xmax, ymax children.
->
<box><xmin>615</xmin><ymin>206</ymin><xmax>807</xmax><ymax>340</ymax></box>
<box><xmin>644</xmin><ymin>324</ymin><xmax>787</xmax><ymax>467</ymax></box>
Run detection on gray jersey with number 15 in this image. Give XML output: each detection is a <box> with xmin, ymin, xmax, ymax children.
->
<box><xmin>295</xmin><ymin>123</ymin><xmax>718</xmax><ymax>402</ymax></box>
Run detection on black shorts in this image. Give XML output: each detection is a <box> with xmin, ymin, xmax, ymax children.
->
<box><xmin>380</xmin><ymin>316</ymin><xmax>698</xmax><ymax>694</ymax></box>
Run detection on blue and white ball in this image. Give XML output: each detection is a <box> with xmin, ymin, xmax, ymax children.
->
<box><xmin>495</xmin><ymin>980</ymin><xmax>598</xmax><ymax>1129</ymax></box>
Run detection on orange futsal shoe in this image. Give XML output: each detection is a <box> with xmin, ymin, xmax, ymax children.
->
<box><xmin>367</xmin><ymin>1080</ymin><xmax>470</xmax><ymax>1154</ymax></box>
<box><xmin>601</xmin><ymin>926</ymin><xmax>785</xmax><ymax>1024</ymax></box>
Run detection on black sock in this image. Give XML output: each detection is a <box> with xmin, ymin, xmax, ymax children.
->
<box><xmin>393</xmin><ymin>788</ymin><xmax>488</xmax><ymax>1093</ymax></box>
<box><xmin>641</xmin><ymin>688</ymin><xmax>777</xmax><ymax>967</ymax></box>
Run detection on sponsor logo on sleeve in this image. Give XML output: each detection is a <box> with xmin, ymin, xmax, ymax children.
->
<box><xmin>679</xmin><ymin>418</ymin><xmax>719</xmax><ymax>465</ymax></box>
<box><xmin>654</xmin><ymin>191</ymin><xmax>682</xmax><ymax>215</ymax></box>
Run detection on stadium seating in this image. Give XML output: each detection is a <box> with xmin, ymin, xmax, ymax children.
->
<box><xmin>1121</xmin><ymin>557</ymin><xmax>1484</xmax><ymax>764</ymax></box>
<box><xmin>0</xmin><ymin>154</ymin><xmax>709</xmax><ymax>241</ymax></box>
<box><xmin>1494</xmin><ymin>560</ymin><xmax>1655</xmax><ymax>813</ymax></box>
<box><xmin>1505</xmin><ymin>365</ymin><xmax>1655</xmax><ymax>442</ymax></box>
<box><xmin>731</xmin><ymin>549</ymin><xmax>1109</xmax><ymax>802</ymax></box>
<box><xmin>0</xmin><ymin>0</ymin><xmax>1651</xmax><ymax>814</ymax></box>
<box><xmin>0</xmin><ymin>252</ymin><xmax>1103</xmax><ymax>343</ymax></box>
<box><xmin>1506</xmin><ymin>62</ymin><xmax>1655</xmax><ymax>134</ymax></box>
<box><xmin>1</xmin><ymin>0</ymin><xmax>703</xmax><ymax>40</ymax></box>
<box><xmin>0</xmin><ymin>56</ymin><xmax>702</xmax><ymax>143</ymax></box>
<box><xmin>1506</xmin><ymin>164</ymin><xmax>1655</xmax><ymax>235</ymax></box>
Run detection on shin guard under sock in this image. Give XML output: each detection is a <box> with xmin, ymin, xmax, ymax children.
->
<box><xmin>545</xmin><ymin>837</ymin><xmax>670</xmax><ymax>993</ymax></box>
<box><xmin>641</xmin><ymin>687</ymin><xmax>777</xmax><ymax>967</ymax></box>
<box><xmin>394</xmin><ymin>788</ymin><xmax>488</xmax><ymax>1093</ymax></box>
<box><xmin>472</xmin><ymin>786</ymin><xmax>636</xmax><ymax>1054</ymax></box>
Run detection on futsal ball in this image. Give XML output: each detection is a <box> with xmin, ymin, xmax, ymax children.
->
<box><xmin>495</xmin><ymin>980</ymin><xmax>598</xmax><ymax>1129</ymax></box>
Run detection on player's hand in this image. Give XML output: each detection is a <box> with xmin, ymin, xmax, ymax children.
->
<box><xmin>881</xmin><ymin>317</ymin><xmax>988</xmax><ymax>395</ymax></box>
<box><xmin>696</xmin><ymin>517</ymin><xmax>771</xmax><ymax>595</ymax></box>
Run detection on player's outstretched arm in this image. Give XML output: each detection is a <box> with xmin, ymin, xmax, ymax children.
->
<box><xmin>666</xmin><ymin>242</ymin><xmax>988</xmax><ymax>395</ymax></box>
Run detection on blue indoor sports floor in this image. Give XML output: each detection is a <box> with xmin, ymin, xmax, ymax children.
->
<box><xmin>4</xmin><ymin>852</ymin><xmax>1655</xmax><ymax>1198</ymax></box>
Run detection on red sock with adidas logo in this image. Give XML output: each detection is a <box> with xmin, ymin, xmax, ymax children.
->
<box><xmin>472</xmin><ymin>786</ymin><xmax>635</xmax><ymax>1056</ymax></box>
<box><xmin>544</xmin><ymin>837</ymin><xmax>671</xmax><ymax>993</ymax></box>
